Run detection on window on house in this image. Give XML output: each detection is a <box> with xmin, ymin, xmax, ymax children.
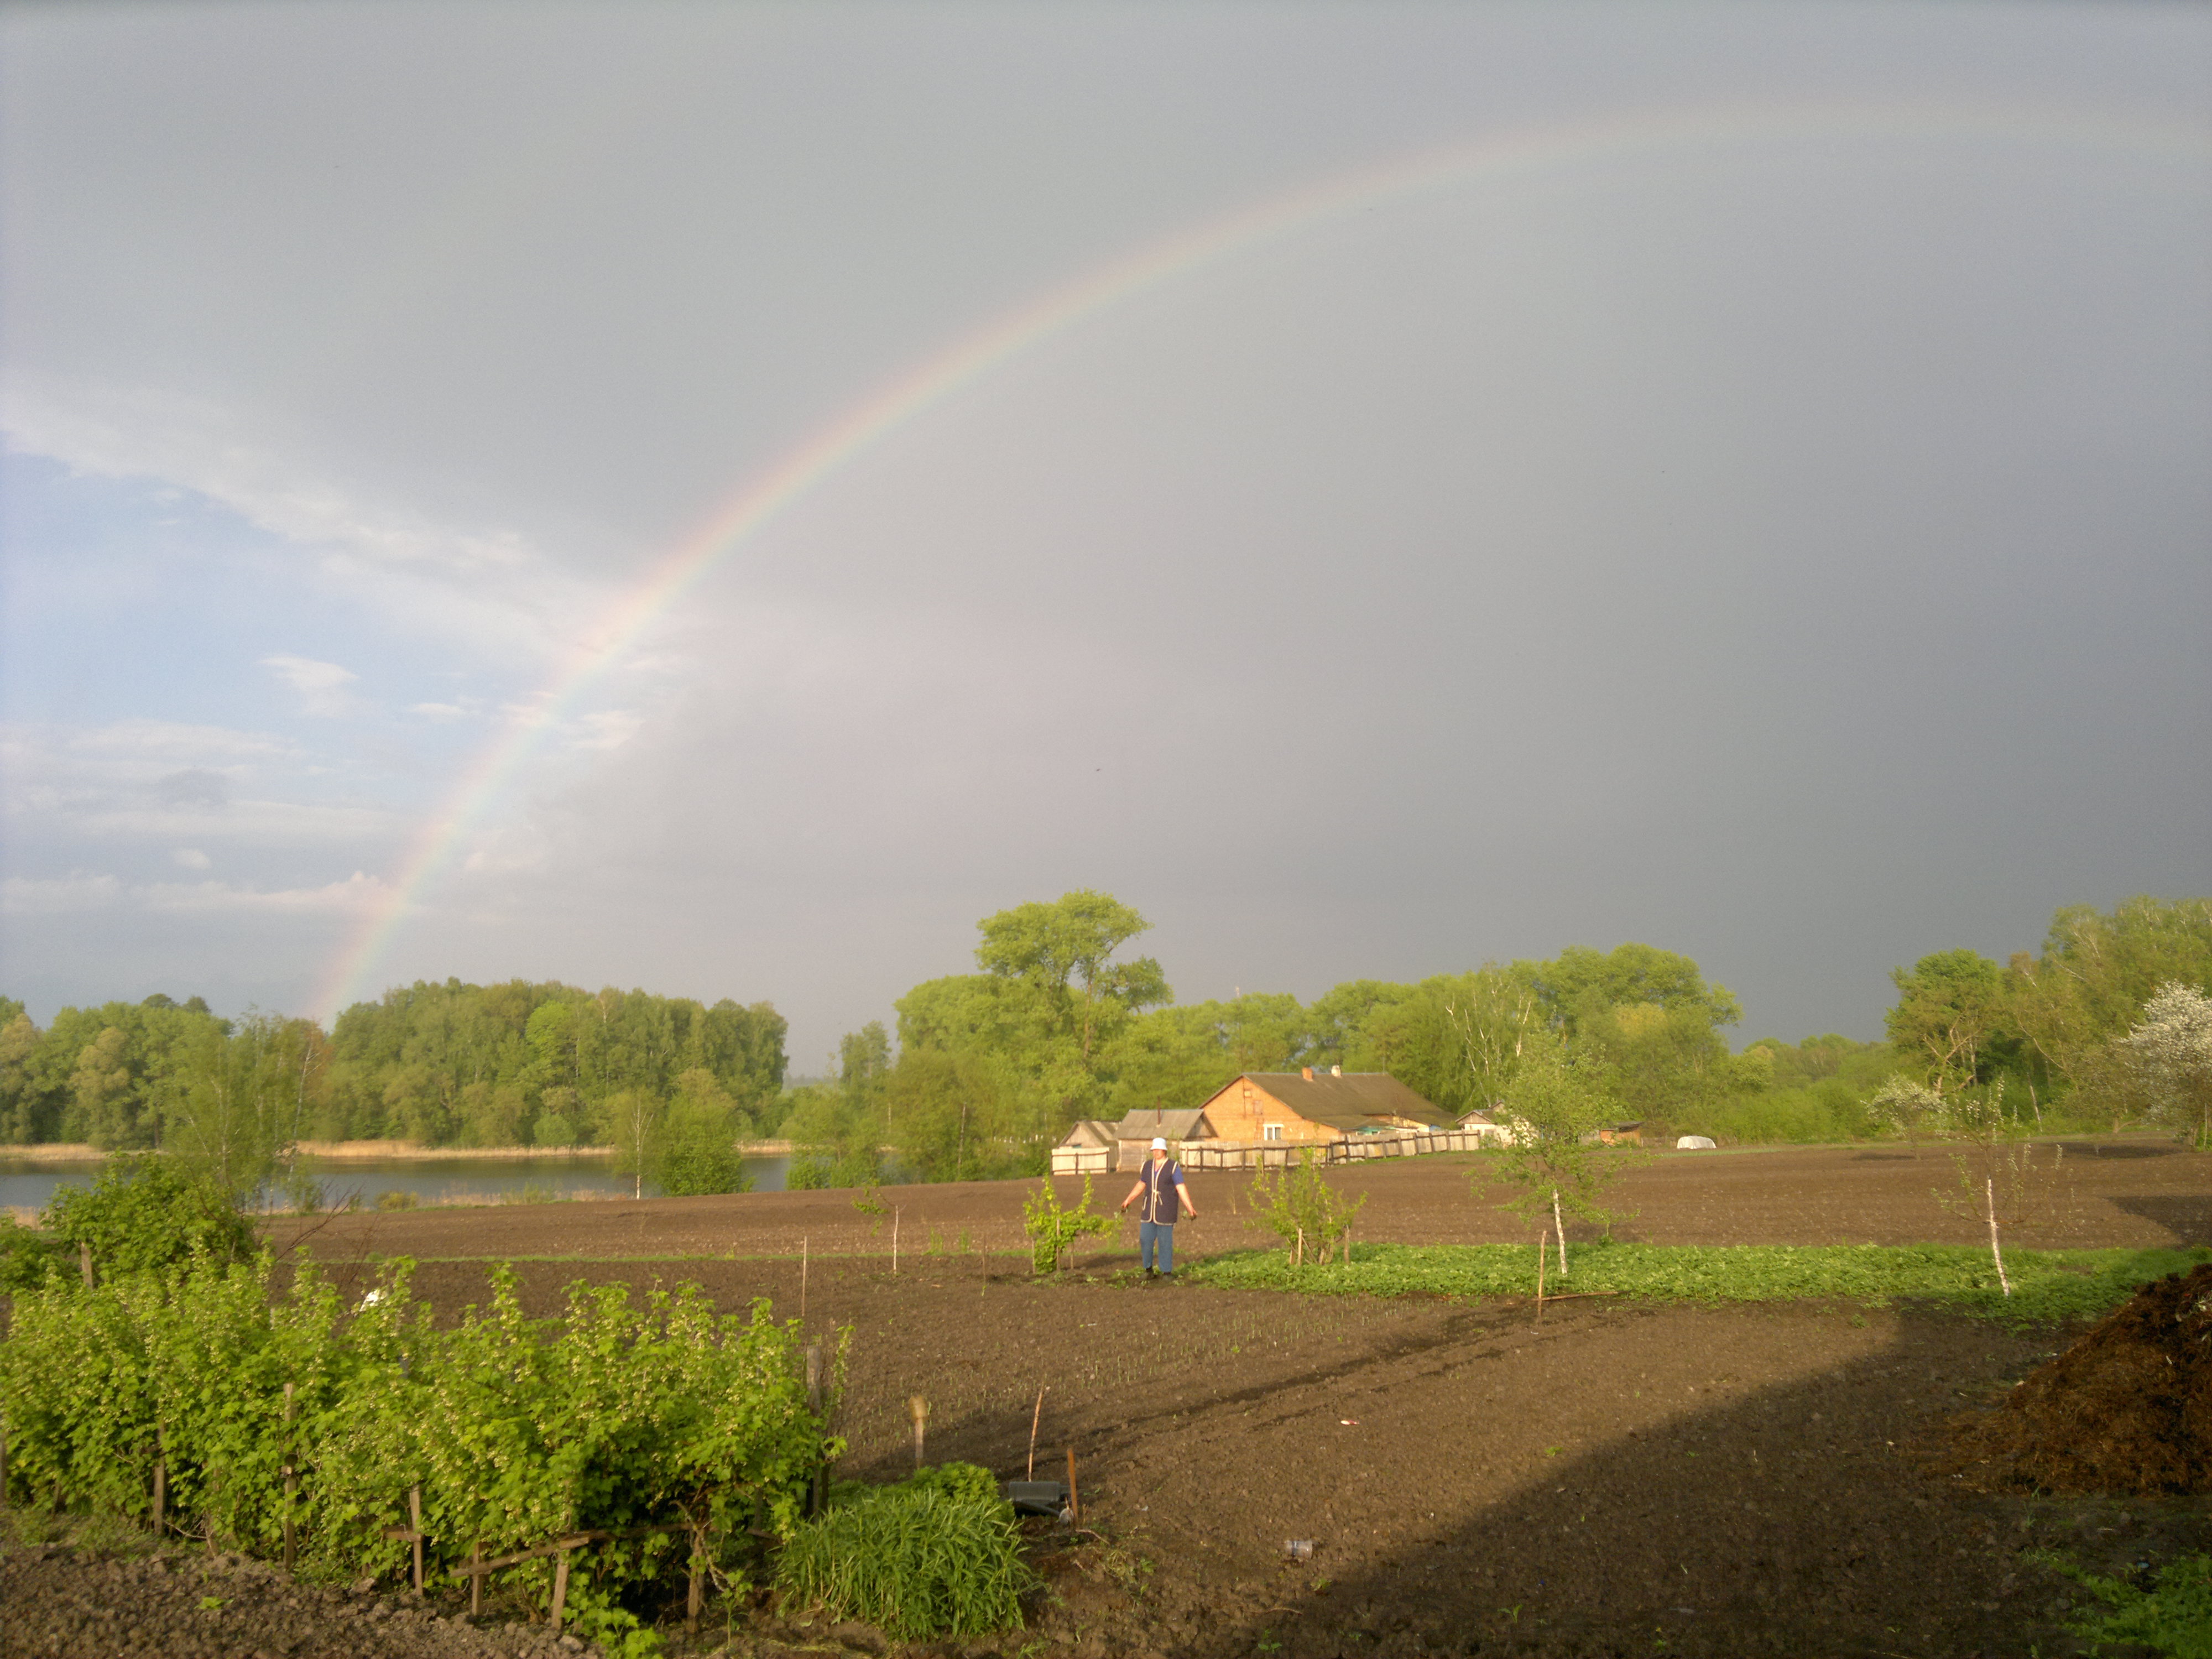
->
<box><xmin>1263</xmin><ymin>1123</ymin><xmax>1283</xmax><ymax>1141</ymax></box>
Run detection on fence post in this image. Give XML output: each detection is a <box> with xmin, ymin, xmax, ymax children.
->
<box><xmin>550</xmin><ymin>1548</ymin><xmax>572</xmax><ymax>1629</ymax></box>
<box><xmin>281</xmin><ymin>1383</ymin><xmax>298</xmax><ymax>1571</ymax></box>
<box><xmin>470</xmin><ymin>1538</ymin><xmax>483</xmax><ymax>1618</ymax></box>
<box><xmin>79</xmin><ymin>1241</ymin><xmax>93</xmax><ymax>1288</ymax></box>
<box><xmin>909</xmin><ymin>1395</ymin><xmax>929</xmax><ymax>1472</ymax></box>
<box><xmin>804</xmin><ymin>1342</ymin><xmax>826</xmax><ymax>1517</ymax></box>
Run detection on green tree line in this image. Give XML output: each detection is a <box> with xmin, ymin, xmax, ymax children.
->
<box><xmin>0</xmin><ymin>980</ymin><xmax>788</xmax><ymax>1195</ymax></box>
<box><xmin>7</xmin><ymin>892</ymin><xmax>2203</xmax><ymax>1193</ymax></box>
<box><xmin>784</xmin><ymin>890</ymin><xmax>2211</xmax><ymax>1184</ymax></box>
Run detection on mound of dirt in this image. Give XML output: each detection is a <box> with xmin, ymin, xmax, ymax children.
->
<box><xmin>1950</xmin><ymin>1264</ymin><xmax>2212</xmax><ymax>1494</ymax></box>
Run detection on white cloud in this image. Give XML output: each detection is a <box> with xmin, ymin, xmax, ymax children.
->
<box><xmin>68</xmin><ymin>800</ymin><xmax>398</xmax><ymax>844</ymax></box>
<box><xmin>568</xmin><ymin>709</ymin><xmax>642</xmax><ymax>752</ymax></box>
<box><xmin>2</xmin><ymin>868</ymin><xmax>387</xmax><ymax>917</ymax></box>
<box><xmin>140</xmin><ymin>872</ymin><xmax>389</xmax><ymax>915</ymax></box>
<box><xmin>261</xmin><ymin>654</ymin><xmax>361</xmax><ymax>717</ymax></box>
<box><xmin>172</xmin><ymin>848</ymin><xmax>211</xmax><ymax>870</ymax></box>
<box><xmin>56</xmin><ymin>719</ymin><xmax>293</xmax><ymax>769</ymax></box>
<box><xmin>407</xmin><ymin>701</ymin><xmax>475</xmax><ymax>722</ymax></box>
<box><xmin>1</xmin><ymin>872</ymin><xmax>122</xmax><ymax>914</ymax></box>
<box><xmin>1</xmin><ymin>377</ymin><xmax>533</xmax><ymax>575</ymax></box>
<box><xmin>0</xmin><ymin>377</ymin><xmax>635</xmax><ymax>675</ymax></box>
<box><xmin>1</xmin><ymin>722</ymin><xmax>390</xmax><ymax>843</ymax></box>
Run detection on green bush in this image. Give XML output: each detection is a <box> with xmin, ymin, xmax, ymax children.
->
<box><xmin>2042</xmin><ymin>1553</ymin><xmax>2212</xmax><ymax>1657</ymax></box>
<box><xmin>0</xmin><ymin>1214</ymin><xmax>65</xmax><ymax>1292</ymax></box>
<box><xmin>899</xmin><ymin>1461</ymin><xmax>1001</xmax><ymax>1507</ymax></box>
<box><xmin>40</xmin><ymin>1155</ymin><xmax>255</xmax><ymax>1279</ymax></box>
<box><xmin>776</xmin><ymin>1481</ymin><xmax>1034</xmax><ymax>1638</ymax></box>
<box><xmin>658</xmin><ymin>1141</ymin><xmax>753</xmax><ymax>1197</ymax></box>
<box><xmin>0</xmin><ymin>1254</ymin><xmax>834</xmax><ymax>1616</ymax></box>
<box><xmin>1021</xmin><ymin>1174</ymin><xmax>1117</xmax><ymax>1274</ymax></box>
<box><xmin>1246</xmin><ymin>1151</ymin><xmax>1366</xmax><ymax>1265</ymax></box>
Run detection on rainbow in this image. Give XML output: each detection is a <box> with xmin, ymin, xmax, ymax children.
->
<box><xmin>311</xmin><ymin>96</ymin><xmax>2207</xmax><ymax>1019</ymax></box>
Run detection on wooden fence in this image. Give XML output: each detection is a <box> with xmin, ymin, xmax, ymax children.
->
<box><xmin>1171</xmin><ymin>1128</ymin><xmax>1504</xmax><ymax>1172</ymax></box>
<box><xmin>1323</xmin><ymin>1127</ymin><xmax>1504</xmax><ymax>1163</ymax></box>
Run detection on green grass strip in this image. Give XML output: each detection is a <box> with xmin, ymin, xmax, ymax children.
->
<box><xmin>1181</xmin><ymin>1240</ymin><xmax>2212</xmax><ymax>1326</ymax></box>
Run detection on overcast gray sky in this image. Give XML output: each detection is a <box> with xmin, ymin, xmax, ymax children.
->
<box><xmin>3</xmin><ymin>1</ymin><xmax>2207</xmax><ymax>1065</ymax></box>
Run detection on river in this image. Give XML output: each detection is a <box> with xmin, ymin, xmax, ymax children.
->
<box><xmin>0</xmin><ymin>1152</ymin><xmax>793</xmax><ymax>1215</ymax></box>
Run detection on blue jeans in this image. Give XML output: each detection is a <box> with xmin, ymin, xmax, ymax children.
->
<box><xmin>1139</xmin><ymin>1220</ymin><xmax>1175</xmax><ymax>1275</ymax></box>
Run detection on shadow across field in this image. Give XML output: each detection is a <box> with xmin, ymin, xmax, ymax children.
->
<box><xmin>1178</xmin><ymin>1310</ymin><xmax>2209</xmax><ymax>1659</ymax></box>
<box><xmin>2106</xmin><ymin>1193</ymin><xmax>2212</xmax><ymax>1246</ymax></box>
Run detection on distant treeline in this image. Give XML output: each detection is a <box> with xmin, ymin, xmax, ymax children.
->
<box><xmin>2</xmin><ymin>893</ymin><xmax>2204</xmax><ymax>1192</ymax></box>
<box><xmin>0</xmin><ymin>980</ymin><xmax>785</xmax><ymax>1156</ymax></box>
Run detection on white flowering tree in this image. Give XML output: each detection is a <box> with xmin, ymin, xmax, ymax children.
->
<box><xmin>2117</xmin><ymin>981</ymin><xmax>2212</xmax><ymax>1150</ymax></box>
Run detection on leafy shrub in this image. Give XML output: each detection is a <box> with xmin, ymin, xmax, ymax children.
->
<box><xmin>776</xmin><ymin>1482</ymin><xmax>1034</xmax><ymax>1638</ymax></box>
<box><xmin>374</xmin><ymin>1188</ymin><xmax>417</xmax><ymax>1211</ymax></box>
<box><xmin>40</xmin><ymin>1155</ymin><xmax>255</xmax><ymax>1278</ymax></box>
<box><xmin>899</xmin><ymin>1461</ymin><xmax>1001</xmax><ymax>1507</ymax></box>
<box><xmin>1246</xmin><ymin>1151</ymin><xmax>1366</xmax><ymax>1265</ymax></box>
<box><xmin>2043</xmin><ymin>1552</ymin><xmax>2212</xmax><ymax>1657</ymax></box>
<box><xmin>0</xmin><ymin>1254</ymin><xmax>834</xmax><ymax>1616</ymax></box>
<box><xmin>0</xmin><ymin>1214</ymin><xmax>65</xmax><ymax>1292</ymax></box>
<box><xmin>658</xmin><ymin>1141</ymin><xmax>753</xmax><ymax>1197</ymax></box>
<box><xmin>1021</xmin><ymin>1174</ymin><xmax>1117</xmax><ymax>1274</ymax></box>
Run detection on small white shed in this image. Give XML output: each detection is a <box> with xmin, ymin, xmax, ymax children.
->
<box><xmin>1051</xmin><ymin>1120</ymin><xmax>1118</xmax><ymax>1175</ymax></box>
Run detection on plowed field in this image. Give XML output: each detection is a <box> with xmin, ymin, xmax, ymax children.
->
<box><xmin>10</xmin><ymin>1138</ymin><xmax>2210</xmax><ymax>1658</ymax></box>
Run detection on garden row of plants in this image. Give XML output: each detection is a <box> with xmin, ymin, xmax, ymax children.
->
<box><xmin>0</xmin><ymin>1162</ymin><xmax>1035</xmax><ymax>1649</ymax></box>
<box><xmin>1182</xmin><ymin>1238</ymin><xmax>2212</xmax><ymax>1326</ymax></box>
<box><xmin>1</xmin><ymin>1252</ymin><xmax>825</xmax><ymax>1637</ymax></box>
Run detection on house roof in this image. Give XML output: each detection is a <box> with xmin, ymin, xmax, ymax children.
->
<box><xmin>1056</xmin><ymin>1119</ymin><xmax>1118</xmax><ymax>1149</ymax></box>
<box><xmin>1106</xmin><ymin>1107</ymin><xmax>1214</xmax><ymax>1142</ymax></box>
<box><xmin>1210</xmin><ymin>1072</ymin><xmax>1443</xmax><ymax>1132</ymax></box>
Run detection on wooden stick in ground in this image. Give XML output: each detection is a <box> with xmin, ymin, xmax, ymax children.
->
<box><xmin>891</xmin><ymin>1207</ymin><xmax>900</xmax><ymax>1274</ymax></box>
<box><xmin>805</xmin><ymin>1341</ymin><xmax>827</xmax><ymax>1517</ymax></box>
<box><xmin>1026</xmin><ymin>1385</ymin><xmax>1047</xmax><ymax>1480</ymax></box>
<box><xmin>550</xmin><ymin>1549</ymin><xmax>572</xmax><ymax>1629</ymax></box>
<box><xmin>800</xmin><ymin>1235</ymin><xmax>808</xmax><ymax>1322</ymax></box>
<box><xmin>1535</xmin><ymin>1227</ymin><xmax>1548</xmax><ymax>1319</ymax></box>
<box><xmin>909</xmin><ymin>1395</ymin><xmax>929</xmax><ymax>1473</ymax></box>
<box><xmin>80</xmin><ymin>1241</ymin><xmax>93</xmax><ymax>1288</ymax></box>
<box><xmin>1552</xmin><ymin>1190</ymin><xmax>1567</xmax><ymax>1277</ymax></box>
<box><xmin>1066</xmin><ymin>1446</ymin><xmax>1079</xmax><ymax>1526</ymax></box>
<box><xmin>410</xmin><ymin>1485</ymin><xmax>424</xmax><ymax>1593</ymax></box>
<box><xmin>470</xmin><ymin>1539</ymin><xmax>483</xmax><ymax>1618</ymax></box>
<box><xmin>282</xmin><ymin>1383</ymin><xmax>298</xmax><ymax>1571</ymax></box>
<box><xmin>1986</xmin><ymin>1176</ymin><xmax>2011</xmax><ymax>1296</ymax></box>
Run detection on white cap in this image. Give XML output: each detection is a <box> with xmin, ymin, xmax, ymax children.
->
<box><xmin>1150</xmin><ymin>1136</ymin><xmax>1168</xmax><ymax>1150</ymax></box>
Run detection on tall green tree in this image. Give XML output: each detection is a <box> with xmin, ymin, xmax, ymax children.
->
<box><xmin>2005</xmin><ymin>896</ymin><xmax>2212</xmax><ymax>1097</ymax></box>
<box><xmin>1886</xmin><ymin>950</ymin><xmax>2009</xmax><ymax>1092</ymax></box>
<box><xmin>905</xmin><ymin>891</ymin><xmax>1172</xmax><ymax>1125</ymax></box>
<box><xmin>160</xmin><ymin>1013</ymin><xmax>318</xmax><ymax>1200</ymax></box>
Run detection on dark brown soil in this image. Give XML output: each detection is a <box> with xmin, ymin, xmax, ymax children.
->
<box><xmin>263</xmin><ymin>1134</ymin><xmax>2212</xmax><ymax>1268</ymax></box>
<box><xmin>9</xmin><ymin>1138</ymin><xmax>2211</xmax><ymax>1658</ymax></box>
<box><xmin>0</xmin><ymin>1542</ymin><xmax>583</xmax><ymax>1659</ymax></box>
<box><xmin>1945</xmin><ymin>1262</ymin><xmax>2212</xmax><ymax>1496</ymax></box>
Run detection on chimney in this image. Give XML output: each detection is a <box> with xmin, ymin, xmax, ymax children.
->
<box><xmin>1331</xmin><ymin>1064</ymin><xmax>1342</xmax><ymax>1077</ymax></box>
<box><xmin>1302</xmin><ymin>1066</ymin><xmax>1313</xmax><ymax>1082</ymax></box>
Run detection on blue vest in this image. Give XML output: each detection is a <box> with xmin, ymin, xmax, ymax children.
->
<box><xmin>1138</xmin><ymin>1159</ymin><xmax>1183</xmax><ymax>1224</ymax></box>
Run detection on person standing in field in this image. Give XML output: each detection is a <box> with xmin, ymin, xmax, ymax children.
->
<box><xmin>1120</xmin><ymin>1135</ymin><xmax>1197</xmax><ymax>1277</ymax></box>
